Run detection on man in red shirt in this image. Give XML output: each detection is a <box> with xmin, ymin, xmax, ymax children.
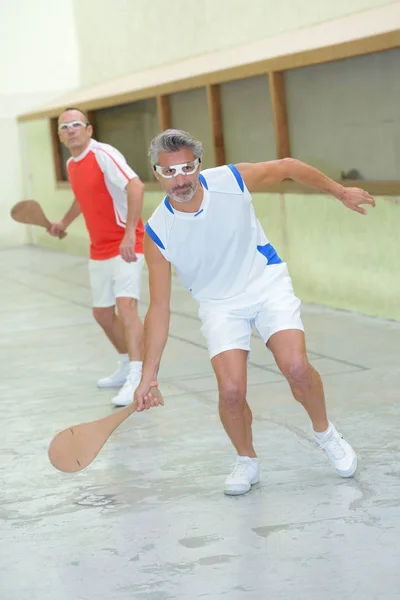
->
<box><xmin>48</xmin><ymin>107</ymin><xmax>145</xmax><ymax>407</ymax></box>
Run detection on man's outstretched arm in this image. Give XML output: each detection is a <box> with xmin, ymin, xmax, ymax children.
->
<box><xmin>135</xmin><ymin>232</ymin><xmax>171</xmax><ymax>411</ymax></box>
<box><xmin>236</xmin><ymin>158</ymin><xmax>375</xmax><ymax>215</ymax></box>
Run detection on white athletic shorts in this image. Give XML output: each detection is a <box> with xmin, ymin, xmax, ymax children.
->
<box><xmin>198</xmin><ymin>263</ymin><xmax>304</xmax><ymax>359</ymax></box>
<box><xmin>88</xmin><ymin>254</ymin><xmax>144</xmax><ymax>308</ymax></box>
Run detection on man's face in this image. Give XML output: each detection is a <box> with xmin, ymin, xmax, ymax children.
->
<box><xmin>153</xmin><ymin>149</ymin><xmax>200</xmax><ymax>203</ymax></box>
<box><xmin>57</xmin><ymin>110</ymin><xmax>92</xmax><ymax>153</ymax></box>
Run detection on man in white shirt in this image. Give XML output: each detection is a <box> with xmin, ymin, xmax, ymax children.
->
<box><xmin>134</xmin><ymin>129</ymin><xmax>375</xmax><ymax>496</ymax></box>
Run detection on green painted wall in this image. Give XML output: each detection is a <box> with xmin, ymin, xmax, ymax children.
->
<box><xmin>253</xmin><ymin>193</ymin><xmax>400</xmax><ymax>320</ymax></box>
<box><xmin>130</xmin><ymin>190</ymin><xmax>400</xmax><ymax>322</ymax></box>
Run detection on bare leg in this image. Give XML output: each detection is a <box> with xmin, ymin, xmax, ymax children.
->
<box><xmin>267</xmin><ymin>329</ymin><xmax>328</xmax><ymax>432</ymax></box>
<box><xmin>92</xmin><ymin>306</ymin><xmax>127</xmax><ymax>353</ymax></box>
<box><xmin>116</xmin><ymin>297</ymin><xmax>143</xmax><ymax>361</ymax></box>
<box><xmin>211</xmin><ymin>349</ymin><xmax>256</xmax><ymax>457</ymax></box>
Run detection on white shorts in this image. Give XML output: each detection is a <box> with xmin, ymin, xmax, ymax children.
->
<box><xmin>88</xmin><ymin>254</ymin><xmax>144</xmax><ymax>308</ymax></box>
<box><xmin>198</xmin><ymin>263</ymin><xmax>304</xmax><ymax>359</ymax></box>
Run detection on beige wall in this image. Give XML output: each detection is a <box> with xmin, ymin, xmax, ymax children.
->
<box><xmin>73</xmin><ymin>0</ymin><xmax>396</xmax><ymax>86</ymax></box>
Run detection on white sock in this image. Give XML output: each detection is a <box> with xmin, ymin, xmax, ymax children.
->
<box><xmin>313</xmin><ymin>423</ymin><xmax>333</xmax><ymax>441</ymax></box>
<box><xmin>129</xmin><ymin>360</ymin><xmax>142</xmax><ymax>372</ymax></box>
<box><xmin>119</xmin><ymin>353</ymin><xmax>129</xmax><ymax>363</ymax></box>
<box><xmin>237</xmin><ymin>455</ymin><xmax>258</xmax><ymax>463</ymax></box>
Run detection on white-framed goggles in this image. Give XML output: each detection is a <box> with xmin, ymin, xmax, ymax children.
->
<box><xmin>58</xmin><ymin>120</ymin><xmax>88</xmax><ymax>133</ymax></box>
<box><xmin>154</xmin><ymin>157</ymin><xmax>201</xmax><ymax>179</ymax></box>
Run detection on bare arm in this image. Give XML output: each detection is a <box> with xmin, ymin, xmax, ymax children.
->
<box><xmin>120</xmin><ymin>177</ymin><xmax>145</xmax><ymax>262</ymax></box>
<box><xmin>48</xmin><ymin>199</ymin><xmax>81</xmax><ymax>236</ymax></box>
<box><xmin>135</xmin><ymin>233</ymin><xmax>171</xmax><ymax>410</ymax></box>
<box><xmin>61</xmin><ymin>199</ymin><xmax>81</xmax><ymax>227</ymax></box>
<box><xmin>126</xmin><ymin>177</ymin><xmax>144</xmax><ymax>233</ymax></box>
<box><xmin>236</xmin><ymin>159</ymin><xmax>375</xmax><ymax>215</ymax></box>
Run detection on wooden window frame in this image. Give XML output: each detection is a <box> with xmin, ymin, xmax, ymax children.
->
<box><xmin>206</xmin><ymin>84</ymin><xmax>226</xmax><ymax>166</ymax></box>
<box><xmin>157</xmin><ymin>95</ymin><xmax>171</xmax><ymax>131</ymax></box>
<box><xmin>268</xmin><ymin>71</ymin><xmax>290</xmax><ymax>160</ymax></box>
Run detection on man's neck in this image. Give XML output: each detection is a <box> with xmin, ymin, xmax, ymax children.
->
<box><xmin>168</xmin><ymin>182</ymin><xmax>204</xmax><ymax>213</ymax></box>
<box><xmin>69</xmin><ymin>139</ymin><xmax>91</xmax><ymax>158</ymax></box>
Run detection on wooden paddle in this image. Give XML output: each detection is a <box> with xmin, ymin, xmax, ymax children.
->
<box><xmin>48</xmin><ymin>387</ymin><xmax>164</xmax><ymax>473</ymax></box>
<box><xmin>10</xmin><ymin>200</ymin><xmax>67</xmax><ymax>239</ymax></box>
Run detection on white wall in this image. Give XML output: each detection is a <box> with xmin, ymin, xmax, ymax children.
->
<box><xmin>0</xmin><ymin>0</ymin><xmax>80</xmax><ymax>246</ymax></box>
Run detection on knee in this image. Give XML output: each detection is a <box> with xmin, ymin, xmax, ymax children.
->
<box><xmin>280</xmin><ymin>356</ymin><xmax>311</xmax><ymax>387</ymax></box>
<box><xmin>117</xmin><ymin>299</ymin><xmax>137</xmax><ymax>326</ymax></box>
<box><xmin>219</xmin><ymin>380</ymin><xmax>245</xmax><ymax>412</ymax></box>
<box><xmin>92</xmin><ymin>307</ymin><xmax>114</xmax><ymax>330</ymax></box>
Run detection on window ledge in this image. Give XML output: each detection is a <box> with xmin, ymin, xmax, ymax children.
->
<box><xmin>56</xmin><ymin>180</ymin><xmax>158</xmax><ymax>191</ymax></box>
<box><xmin>56</xmin><ymin>180</ymin><xmax>400</xmax><ymax>196</ymax></box>
<box><xmin>259</xmin><ymin>180</ymin><xmax>400</xmax><ymax>196</ymax></box>
<box><xmin>56</xmin><ymin>181</ymin><xmax>72</xmax><ymax>191</ymax></box>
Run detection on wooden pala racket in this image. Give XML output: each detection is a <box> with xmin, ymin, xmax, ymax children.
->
<box><xmin>10</xmin><ymin>199</ymin><xmax>67</xmax><ymax>239</ymax></box>
<box><xmin>48</xmin><ymin>387</ymin><xmax>164</xmax><ymax>473</ymax></box>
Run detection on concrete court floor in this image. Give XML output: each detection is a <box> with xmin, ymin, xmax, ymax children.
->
<box><xmin>1</xmin><ymin>245</ymin><xmax>400</xmax><ymax>600</ymax></box>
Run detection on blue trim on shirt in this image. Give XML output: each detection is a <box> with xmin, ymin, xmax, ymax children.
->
<box><xmin>199</xmin><ymin>173</ymin><xmax>208</xmax><ymax>189</ymax></box>
<box><xmin>257</xmin><ymin>243</ymin><xmax>282</xmax><ymax>265</ymax></box>
<box><xmin>194</xmin><ymin>209</ymin><xmax>204</xmax><ymax>217</ymax></box>
<box><xmin>227</xmin><ymin>164</ymin><xmax>244</xmax><ymax>192</ymax></box>
<box><xmin>145</xmin><ymin>223</ymin><xmax>165</xmax><ymax>250</ymax></box>
<box><xmin>164</xmin><ymin>197</ymin><xmax>174</xmax><ymax>214</ymax></box>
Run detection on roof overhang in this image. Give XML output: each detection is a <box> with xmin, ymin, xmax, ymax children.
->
<box><xmin>18</xmin><ymin>2</ymin><xmax>400</xmax><ymax>122</ymax></box>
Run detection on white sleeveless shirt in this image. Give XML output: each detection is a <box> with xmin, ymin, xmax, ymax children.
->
<box><xmin>145</xmin><ymin>165</ymin><xmax>283</xmax><ymax>305</ymax></box>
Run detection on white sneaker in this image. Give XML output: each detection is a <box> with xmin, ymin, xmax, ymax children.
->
<box><xmin>224</xmin><ymin>457</ymin><xmax>260</xmax><ymax>496</ymax></box>
<box><xmin>111</xmin><ymin>369</ymin><xmax>142</xmax><ymax>407</ymax></box>
<box><xmin>97</xmin><ymin>357</ymin><xmax>130</xmax><ymax>389</ymax></box>
<box><xmin>316</xmin><ymin>423</ymin><xmax>358</xmax><ymax>478</ymax></box>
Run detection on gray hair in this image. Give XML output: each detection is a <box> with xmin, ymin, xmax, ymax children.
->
<box><xmin>148</xmin><ymin>129</ymin><xmax>203</xmax><ymax>165</ymax></box>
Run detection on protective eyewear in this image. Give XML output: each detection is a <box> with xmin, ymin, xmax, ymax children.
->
<box><xmin>58</xmin><ymin>120</ymin><xmax>88</xmax><ymax>133</ymax></box>
<box><xmin>154</xmin><ymin>158</ymin><xmax>201</xmax><ymax>179</ymax></box>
